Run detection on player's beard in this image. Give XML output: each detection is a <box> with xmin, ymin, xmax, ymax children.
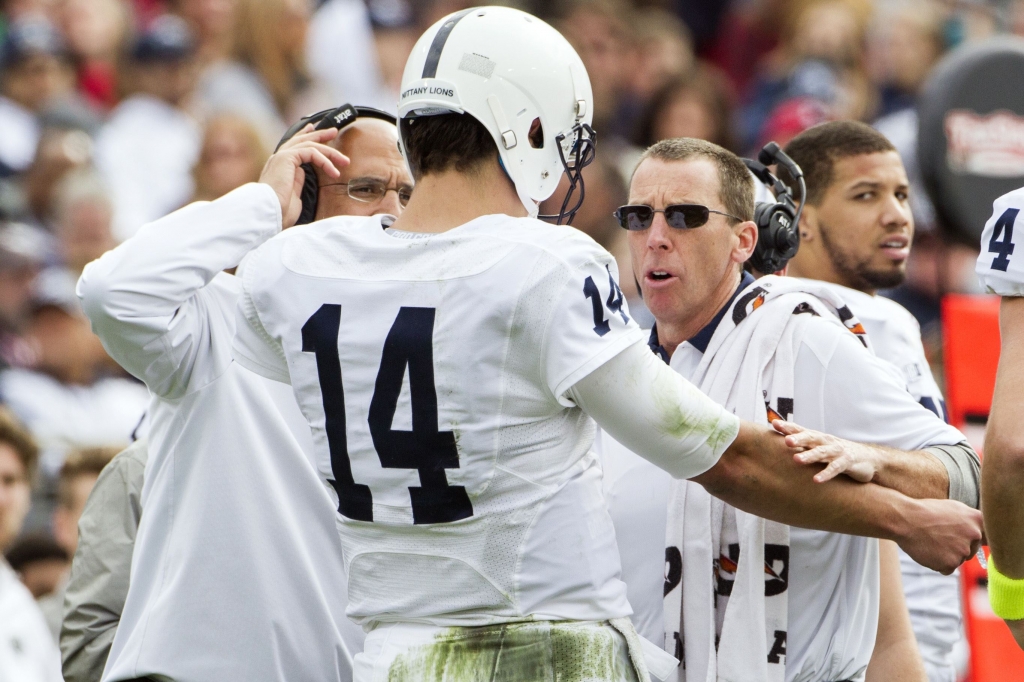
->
<box><xmin>818</xmin><ymin>220</ymin><xmax>907</xmax><ymax>291</ymax></box>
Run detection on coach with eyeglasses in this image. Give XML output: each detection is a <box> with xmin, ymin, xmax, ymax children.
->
<box><xmin>61</xmin><ymin>107</ymin><xmax>413</xmax><ymax>682</ymax></box>
<box><xmin>600</xmin><ymin>137</ymin><xmax>982</xmax><ymax>682</ymax></box>
<box><xmin>302</xmin><ymin>114</ymin><xmax>414</xmax><ymax>221</ymax></box>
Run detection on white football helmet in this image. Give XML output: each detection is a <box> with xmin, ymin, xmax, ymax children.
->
<box><xmin>397</xmin><ymin>6</ymin><xmax>596</xmax><ymax>223</ymax></box>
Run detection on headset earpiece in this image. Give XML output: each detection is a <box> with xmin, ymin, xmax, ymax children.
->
<box><xmin>743</xmin><ymin>143</ymin><xmax>805</xmax><ymax>274</ymax></box>
<box><xmin>274</xmin><ymin>104</ymin><xmax>399</xmax><ymax>226</ymax></box>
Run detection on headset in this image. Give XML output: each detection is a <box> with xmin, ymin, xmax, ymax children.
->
<box><xmin>742</xmin><ymin>142</ymin><xmax>806</xmax><ymax>274</ymax></box>
<box><xmin>275</xmin><ymin>103</ymin><xmax>398</xmax><ymax>225</ymax></box>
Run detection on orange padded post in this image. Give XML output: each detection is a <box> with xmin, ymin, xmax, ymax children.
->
<box><xmin>941</xmin><ymin>294</ymin><xmax>1024</xmax><ymax>681</ymax></box>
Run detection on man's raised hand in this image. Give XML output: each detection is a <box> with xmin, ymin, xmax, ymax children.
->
<box><xmin>260</xmin><ymin>125</ymin><xmax>350</xmax><ymax>228</ymax></box>
<box><xmin>773</xmin><ymin>419</ymin><xmax>880</xmax><ymax>483</ymax></box>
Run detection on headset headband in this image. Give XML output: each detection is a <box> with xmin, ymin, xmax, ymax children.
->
<box><xmin>276</xmin><ymin>104</ymin><xmax>398</xmax><ymax>152</ymax></box>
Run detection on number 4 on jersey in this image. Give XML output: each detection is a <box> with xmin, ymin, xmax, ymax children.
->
<box><xmin>302</xmin><ymin>304</ymin><xmax>473</xmax><ymax>525</ymax></box>
<box><xmin>989</xmin><ymin>207</ymin><xmax>1018</xmax><ymax>272</ymax></box>
<box><xmin>583</xmin><ymin>266</ymin><xmax>630</xmax><ymax>336</ymax></box>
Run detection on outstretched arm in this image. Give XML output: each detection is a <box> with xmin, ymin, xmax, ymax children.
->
<box><xmin>983</xmin><ymin>296</ymin><xmax>1024</xmax><ymax>646</ymax></box>
<box><xmin>569</xmin><ymin>341</ymin><xmax>983</xmax><ymax>574</ymax></box>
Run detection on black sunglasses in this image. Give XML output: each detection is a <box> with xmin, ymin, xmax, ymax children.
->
<box><xmin>613</xmin><ymin>204</ymin><xmax>743</xmax><ymax>231</ymax></box>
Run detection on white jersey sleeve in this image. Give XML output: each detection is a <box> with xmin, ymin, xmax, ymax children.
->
<box><xmin>976</xmin><ymin>186</ymin><xmax>1024</xmax><ymax>296</ymax></box>
<box><xmin>544</xmin><ymin>251</ymin><xmax>645</xmax><ymax>404</ymax></box>
<box><xmin>567</xmin><ymin>341</ymin><xmax>739</xmax><ymax>478</ymax></box>
<box><xmin>77</xmin><ymin>183</ymin><xmax>282</xmax><ymax>397</ymax></box>
<box><xmin>234</xmin><ymin>247</ymin><xmax>291</xmax><ymax>384</ymax></box>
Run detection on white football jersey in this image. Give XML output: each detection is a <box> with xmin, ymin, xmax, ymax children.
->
<box><xmin>977</xmin><ymin>186</ymin><xmax>1024</xmax><ymax>296</ymax></box>
<box><xmin>234</xmin><ymin>214</ymin><xmax>648</xmax><ymax>628</ymax></box>
<box><xmin>813</xmin><ymin>282</ymin><xmax>962</xmax><ymax>682</ymax></box>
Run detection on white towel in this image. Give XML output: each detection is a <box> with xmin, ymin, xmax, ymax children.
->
<box><xmin>663</xmin><ymin>276</ymin><xmax>870</xmax><ymax>682</ymax></box>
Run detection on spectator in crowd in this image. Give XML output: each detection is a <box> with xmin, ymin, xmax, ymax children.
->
<box><xmin>50</xmin><ymin>169</ymin><xmax>115</xmax><ymax>276</ymax></box>
<box><xmin>5</xmin><ymin>531</ymin><xmax>67</xmax><ymax>598</ymax></box>
<box><xmin>868</xmin><ymin>0</ymin><xmax>944</xmax><ymax>119</ymax></box>
<box><xmin>172</xmin><ymin>0</ymin><xmax>236</xmax><ymax>66</ymax></box>
<box><xmin>95</xmin><ymin>14</ymin><xmax>201</xmax><ymax>241</ymax></box>
<box><xmin>194</xmin><ymin>0</ymin><xmax>333</xmax><ymax>148</ymax></box>
<box><xmin>0</xmin><ymin>267</ymin><xmax>146</xmax><ymax>505</ymax></box>
<box><xmin>556</xmin><ymin>0</ymin><xmax>631</xmax><ymax>137</ymax></box>
<box><xmin>740</xmin><ymin>0</ymin><xmax>873</xmax><ymax>151</ymax></box>
<box><xmin>21</xmin><ymin>123</ymin><xmax>92</xmax><ymax>222</ymax></box>
<box><xmin>0</xmin><ymin>222</ymin><xmax>47</xmax><ymax>369</ymax></box>
<box><xmin>306</xmin><ymin>0</ymin><xmax>393</xmax><ymax>111</ymax></box>
<box><xmin>36</xmin><ymin>446</ymin><xmax>115</xmax><ymax>638</ymax></box>
<box><xmin>0</xmin><ymin>405</ymin><xmax>62</xmax><ymax>682</ymax></box>
<box><xmin>0</xmin><ymin>17</ymin><xmax>75</xmax><ymax>175</ymax></box>
<box><xmin>365</xmin><ymin>0</ymin><xmax>419</xmax><ymax>111</ymax></box>
<box><xmin>633</xmin><ymin>65</ymin><xmax>737</xmax><ymax>152</ymax></box>
<box><xmin>621</xmin><ymin>8</ymin><xmax>693</xmax><ymax>116</ymax></box>
<box><xmin>56</xmin><ymin>0</ymin><xmax>130</xmax><ymax>112</ymax></box>
<box><xmin>191</xmin><ymin>113</ymin><xmax>267</xmax><ymax>202</ymax></box>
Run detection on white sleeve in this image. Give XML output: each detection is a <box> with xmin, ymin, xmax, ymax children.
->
<box><xmin>820</xmin><ymin>329</ymin><xmax>967</xmax><ymax>450</ymax></box>
<box><xmin>566</xmin><ymin>340</ymin><xmax>740</xmax><ymax>479</ymax></box>
<box><xmin>231</xmin><ymin>246</ymin><xmax>291</xmax><ymax>384</ymax></box>
<box><xmin>77</xmin><ymin>183</ymin><xmax>282</xmax><ymax>398</ymax></box>
<box><xmin>544</xmin><ymin>254</ymin><xmax>645</xmax><ymax>405</ymax></box>
<box><xmin>976</xmin><ymin>186</ymin><xmax>1024</xmax><ymax>296</ymax></box>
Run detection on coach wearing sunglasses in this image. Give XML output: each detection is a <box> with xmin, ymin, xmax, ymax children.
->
<box><xmin>601</xmin><ymin>137</ymin><xmax>982</xmax><ymax>682</ymax></box>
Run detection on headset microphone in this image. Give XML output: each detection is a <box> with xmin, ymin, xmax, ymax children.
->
<box><xmin>743</xmin><ymin>141</ymin><xmax>806</xmax><ymax>274</ymax></box>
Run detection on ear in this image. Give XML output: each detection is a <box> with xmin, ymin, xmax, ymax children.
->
<box><xmin>734</xmin><ymin>219</ymin><xmax>758</xmax><ymax>265</ymax></box>
<box><xmin>798</xmin><ymin>203</ymin><xmax>818</xmax><ymax>241</ymax></box>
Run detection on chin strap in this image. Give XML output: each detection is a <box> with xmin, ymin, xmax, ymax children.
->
<box><xmin>538</xmin><ymin>123</ymin><xmax>597</xmax><ymax>226</ymax></box>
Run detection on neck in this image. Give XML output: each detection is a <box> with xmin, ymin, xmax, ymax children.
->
<box><xmin>391</xmin><ymin>161</ymin><xmax>528</xmax><ymax>234</ymax></box>
<box><xmin>658</xmin><ymin>268</ymin><xmax>742</xmax><ymax>357</ymax></box>
<box><xmin>788</xmin><ymin>255</ymin><xmax>875</xmax><ymax>296</ymax></box>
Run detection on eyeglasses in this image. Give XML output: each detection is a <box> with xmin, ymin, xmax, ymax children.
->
<box><xmin>613</xmin><ymin>204</ymin><xmax>743</xmax><ymax>231</ymax></box>
<box><xmin>320</xmin><ymin>177</ymin><xmax>413</xmax><ymax>207</ymax></box>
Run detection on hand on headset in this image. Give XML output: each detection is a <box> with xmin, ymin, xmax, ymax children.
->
<box><xmin>260</xmin><ymin>124</ymin><xmax>350</xmax><ymax>229</ymax></box>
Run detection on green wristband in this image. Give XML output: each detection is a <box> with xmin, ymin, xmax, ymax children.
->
<box><xmin>989</xmin><ymin>556</ymin><xmax>1024</xmax><ymax>621</ymax></box>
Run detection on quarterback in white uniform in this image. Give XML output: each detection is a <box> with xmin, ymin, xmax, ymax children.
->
<box><xmin>229</xmin><ymin>8</ymin><xmax>981</xmax><ymax>681</ymax></box>
<box><xmin>976</xmin><ymin>186</ymin><xmax>1024</xmax><ymax>647</ymax></box>
<box><xmin>76</xmin><ymin>114</ymin><xmax>408</xmax><ymax>682</ymax></box>
<box><xmin>782</xmin><ymin>121</ymin><xmax>979</xmax><ymax>682</ymax></box>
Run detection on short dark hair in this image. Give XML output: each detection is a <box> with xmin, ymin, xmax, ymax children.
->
<box><xmin>780</xmin><ymin>121</ymin><xmax>897</xmax><ymax>205</ymax></box>
<box><xmin>57</xmin><ymin>447</ymin><xmax>118</xmax><ymax>509</ymax></box>
<box><xmin>638</xmin><ymin>137</ymin><xmax>754</xmax><ymax>222</ymax></box>
<box><xmin>399</xmin><ymin>113</ymin><xmax>497</xmax><ymax>179</ymax></box>
<box><xmin>0</xmin><ymin>407</ymin><xmax>38</xmax><ymax>482</ymax></box>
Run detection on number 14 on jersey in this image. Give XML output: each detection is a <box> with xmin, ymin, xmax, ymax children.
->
<box><xmin>301</xmin><ymin>304</ymin><xmax>473</xmax><ymax>525</ymax></box>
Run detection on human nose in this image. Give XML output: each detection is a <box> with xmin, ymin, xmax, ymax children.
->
<box><xmin>377</xmin><ymin>187</ymin><xmax>404</xmax><ymax>216</ymax></box>
<box><xmin>646</xmin><ymin>211</ymin><xmax>674</xmax><ymax>250</ymax></box>
<box><xmin>881</xmin><ymin>194</ymin><xmax>911</xmax><ymax>231</ymax></box>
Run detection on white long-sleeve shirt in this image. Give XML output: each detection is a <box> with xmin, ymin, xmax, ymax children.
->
<box><xmin>77</xmin><ymin>183</ymin><xmax>362</xmax><ymax>682</ymax></box>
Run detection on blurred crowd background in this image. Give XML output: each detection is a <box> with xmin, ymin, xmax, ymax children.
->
<box><xmin>0</xmin><ymin>0</ymin><xmax>1013</xmax><ymax>642</ymax></box>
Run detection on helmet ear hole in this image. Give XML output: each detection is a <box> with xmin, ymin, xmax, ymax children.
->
<box><xmin>528</xmin><ymin>117</ymin><xmax>544</xmax><ymax>149</ymax></box>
